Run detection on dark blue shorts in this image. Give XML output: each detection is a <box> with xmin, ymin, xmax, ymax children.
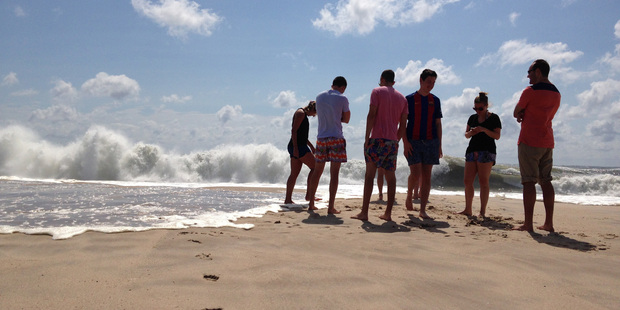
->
<box><xmin>288</xmin><ymin>141</ymin><xmax>311</xmax><ymax>159</ymax></box>
<box><xmin>465</xmin><ymin>151</ymin><xmax>496</xmax><ymax>165</ymax></box>
<box><xmin>405</xmin><ymin>139</ymin><xmax>440</xmax><ymax>166</ymax></box>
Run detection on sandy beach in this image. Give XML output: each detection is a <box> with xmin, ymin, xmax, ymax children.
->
<box><xmin>1</xmin><ymin>192</ymin><xmax>619</xmax><ymax>309</ymax></box>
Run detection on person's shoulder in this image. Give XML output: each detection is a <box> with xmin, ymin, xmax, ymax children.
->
<box><xmin>531</xmin><ymin>82</ymin><xmax>560</xmax><ymax>93</ymax></box>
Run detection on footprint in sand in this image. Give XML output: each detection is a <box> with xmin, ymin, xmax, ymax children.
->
<box><xmin>203</xmin><ymin>274</ymin><xmax>220</xmax><ymax>281</ymax></box>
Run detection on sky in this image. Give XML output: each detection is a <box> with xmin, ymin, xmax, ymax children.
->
<box><xmin>1</xmin><ymin>0</ymin><xmax>620</xmax><ymax>167</ymax></box>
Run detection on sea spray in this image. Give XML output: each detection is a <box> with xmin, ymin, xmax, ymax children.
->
<box><xmin>1</xmin><ymin>124</ymin><xmax>619</xmax><ymax>198</ymax></box>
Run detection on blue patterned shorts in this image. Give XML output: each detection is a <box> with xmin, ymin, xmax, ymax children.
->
<box><xmin>364</xmin><ymin>138</ymin><xmax>398</xmax><ymax>171</ymax></box>
<box><xmin>465</xmin><ymin>151</ymin><xmax>496</xmax><ymax>165</ymax></box>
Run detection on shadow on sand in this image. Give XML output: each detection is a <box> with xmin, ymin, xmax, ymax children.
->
<box><xmin>301</xmin><ymin>210</ymin><xmax>344</xmax><ymax>225</ymax></box>
<box><xmin>402</xmin><ymin>214</ymin><xmax>450</xmax><ymax>234</ymax></box>
<box><xmin>529</xmin><ymin>231</ymin><xmax>599</xmax><ymax>252</ymax></box>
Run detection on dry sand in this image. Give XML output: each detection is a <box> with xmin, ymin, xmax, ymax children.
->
<box><xmin>1</xmin><ymin>193</ymin><xmax>619</xmax><ymax>309</ymax></box>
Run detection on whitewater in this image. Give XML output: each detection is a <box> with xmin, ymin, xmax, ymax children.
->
<box><xmin>1</xmin><ymin>125</ymin><xmax>619</xmax><ymax>239</ymax></box>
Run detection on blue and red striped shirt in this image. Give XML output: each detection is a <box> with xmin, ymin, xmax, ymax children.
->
<box><xmin>405</xmin><ymin>91</ymin><xmax>442</xmax><ymax>141</ymax></box>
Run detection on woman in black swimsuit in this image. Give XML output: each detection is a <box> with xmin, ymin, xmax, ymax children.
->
<box><xmin>284</xmin><ymin>101</ymin><xmax>317</xmax><ymax>204</ymax></box>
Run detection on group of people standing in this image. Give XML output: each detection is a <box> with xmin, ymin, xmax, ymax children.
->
<box><xmin>284</xmin><ymin>59</ymin><xmax>560</xmax><ymax>233</ymax></box>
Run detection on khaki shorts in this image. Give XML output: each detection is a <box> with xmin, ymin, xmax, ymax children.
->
<box><xmin>518</xmin><ymin>143</ymin><xmax>553</xmax><ymax>184</ymax></box>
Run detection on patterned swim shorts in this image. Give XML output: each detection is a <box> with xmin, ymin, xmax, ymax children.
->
<box><xmin>465</xmin><ymin>151</ymin><xmax>496</xmax><ymax>165</ymax></box>
<box><xmin>364</xmin><ymin>138</ymin><xmax>399</xmax><ymax>171</ymax></box>
<box><xmin>315</xmin><ymin>137</ymin><xmax>347</xmax><ymax>163</ymax></box>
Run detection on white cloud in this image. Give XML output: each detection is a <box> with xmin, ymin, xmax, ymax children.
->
<box><xmin>442</xmin><ymin>87</ymin><xmax>481</xmax><ymax>115</ymax></box>
<box><xmin>2</xmin><ymin>72</ymin><xmax>19</xmax><ymax>86</ymax></box>
<box><xmin>216</xmin><ymin>105</ymin><xmax>242</xmax><ymax>123</ymax></box>
<box><xmin>271</xmin><ymin>90</ymin><xmax>299</xmax><ymax>108</ymax></box>
<box><xmin>131</xmin><ymin>0</ymin><xmax>222</xmax><ymax>39</ymax></box>
<box><xmin>566</xmin><ymin>79</ymin><xmax>620</xmax><ymax>119</ymax></box>
<box><xmin>51</xmin><ymin>79</ymin><xmax>79</xmax><ymax>104</ymax></box>
<box><xmin>477</xmin><ymin>39</ymin><xmax>583</xmax><ymax>68</ymax></box>
<box><xmin>312</xmin><ymin>0</ymin><xmax>460</xmax><ymax>36</ymax></box>
<box><xmin>81</xmin><ymin>72</ymin><xmax>140</xmax><ymax>100</ymax></box>
<box><xmin>11</xmin><ymin>89</ymin><xmax>38</xmax><ymax>97</ymax></box>
<box><xmin>14</xmin><ymin>6</ymin><xmax>26</xmax><ymax>17</ymax></box>
<box><xmin>395</xmin><ymin>58</ymin><xmax>461</xmax><ymax>88</ymax></box>
<box><xmin>161</xmin><ymin>94</ymin><xmax>192</xmax><ymax>104</ymax></box>
<box><xmin>615</xmin><ymin>20</ymin><xmax>620</xmax><ymax>39</ymax></box>
<box><xmin>587</xmin><ymin>119</ymin><xmax>620</xmax><ymax>142</ymax></box>
<box><xmin>509</xmin><ymin>12</ymin><xmax>520</xmax><ymax>26</ymax></box>
<box><xmin>29</xmin><ymin>105</ymin><xmax>79</xmax><ymax>123</ymax></box>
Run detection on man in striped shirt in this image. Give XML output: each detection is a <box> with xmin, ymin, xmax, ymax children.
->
<box><xmin>403</xmin><ymin>69</ymin><xmax>443</xmax><ymax>219</ymax></box>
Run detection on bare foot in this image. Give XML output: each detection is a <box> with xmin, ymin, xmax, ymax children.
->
<box><xmin>419</xmin><ymin>211</ymin><xmax>433</xmax><ymax>219</ymax></box>
<box><xmin>327</xmin><ymin>208</ymin><xmax>341</xmax><ymax>215</ymax></box>
<box><xmin>405</xmin><ymin>200</ymin><xmax>414</xmax><ymax>211</ymax></box>
<box><xmin>284</xmin><ymin>200</ymin><xmax>294</xmax><ymax>204</ymax></box>
<box><xmin>308</xmin><ymin>205</ymin><xmax>319</xmax><ymax>211</ymax></box>
<box><xmin>351</xmin><ymin>213</ymin><xmax>368</xmax><ymax>221</ymax></box>
<box><xmin>305</xmin><ymin>196</ymin><xmax>322</xmax><ymax>201</ymax></box>
<box><xmin>537</xmin><ymin>225</ymin><xmax>555</xmax><ymax>232</ymax></box>
<box><xmin>512</xmin><ymin>224</ymin><xmax>533</xmax><ymax>232</ymax></box>
<box><xmin>457</xmin><ymin>210</ymin><xmax>472</xmax><ymax>216</ymax></box>
<box><xmin>378</xmin><ymin>193</ymin><xmax>384</xmax><ymax>201</ymax></box>
<box><xmin>379</xmin><ymin>214</ymin><xmax>392</xmax><ymax>221</ymax></box>
<box><xmin>478</xmin><ymin>213</ymin><xmax>486</xmax><ymax>218</ymax></box>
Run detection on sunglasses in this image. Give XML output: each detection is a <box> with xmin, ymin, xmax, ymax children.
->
<box><xmin>473</xmin><ymin>107</ymin><xmax>485</xmax><ymax>111</ymax></box>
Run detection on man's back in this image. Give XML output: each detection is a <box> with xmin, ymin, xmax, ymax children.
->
<box><xmin>316</xmin><ymin>89</ymin><xmax>350</xmax><ymax>139</ymax></box>
<box><xmin>370</xmin><ymin>86</ymin><xmax>408</xmax><ymax>140</ymax></box>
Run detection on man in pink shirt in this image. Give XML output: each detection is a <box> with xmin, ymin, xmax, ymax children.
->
<box><xmin>352</xmin><ymin>70</ymin><xmax>408</xmax><ymax>221</ymax></box>
<box><xmin>513</xmin><ymin>59</ymin><xmax>561</xmax><ymax>232</ymax></box>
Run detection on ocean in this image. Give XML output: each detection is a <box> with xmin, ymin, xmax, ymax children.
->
<box><xmin>1</xmin><ymin>127</ymin><xmax>619</xmax><ymax>239</ymax></box>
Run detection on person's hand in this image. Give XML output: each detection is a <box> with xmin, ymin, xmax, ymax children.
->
<box><xmin>403</xmin><ymin>140</ymin><xmax>413</xmax><ymax>157</ymax></box>
<box><xmin>516</xmin><ymin>111</ymin><xmax>524</xmax><ymax>123</ymax></box>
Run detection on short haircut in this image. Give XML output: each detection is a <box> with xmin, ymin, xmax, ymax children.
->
<box><xmin>532</xmin><ymin>59</ymin><xmax>550</xmax><ymax>77</ymax></box>
<box><xmin>420</xmin><ymin>69</ymin><xmax>437</xmax><ymax>81</ymax></box>
<box><xmin>381</xmin><ymin>70</ymin><xmax>395</xmax><ymax>83</ymax></box>
<box><xmin>332</xmin><ymin>76</ymin><xmax>347</xmax><ymax>88</ymax></box>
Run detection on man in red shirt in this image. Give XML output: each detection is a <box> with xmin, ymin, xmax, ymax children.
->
<box><xmin>352</xmin><ymin>70</ymin><xmax>408</xmax><ymax>221</ymax></box>
<box><xmin>513</xmin><ymin>59</ymin><xmax>561</xmax><ymax>232</ymax></box>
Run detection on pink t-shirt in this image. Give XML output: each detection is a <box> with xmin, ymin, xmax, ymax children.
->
<box><xmin>369</xmin><ymin>86</ymin><xmax>408</xmax><ymax>141</ymax></box>
<box><xmin>516</xmin><ymin>83</ymin><xmax>561</xmax><ymax>148</ymax></box>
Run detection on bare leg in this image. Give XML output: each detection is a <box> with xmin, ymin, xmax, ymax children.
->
<box><xmin>379</xmin><ymin>169</ymin><xmax>397</xmax><ymax>221</ymax></box>
<box><xmin>307</xmin><ymin>161</ymin><xmax>325</xmax><ymax>211</ymax></box>
<box><xmin>327</xmin><ymin>162</ymin><xmax>342</xmax><ymax>214</ymax></box>
<box><xmin>459</xmin><ymin>161</ymin><xmax>477</xmax><ymax>216</ymax></box>
<box><xmin>352</xmin><ymin>162</ymin><xmax>376</xmax><ymax>221</ymax></box>
<box><xmin>514</xmin><ymin>181</ymin><xmax>536</xmax><ymax>231</ymax></box>
<box><xmin>285</xmin><ymin>158</ymin><xmax>303</xmax><ymax>204</ymax></box>
<box><xmin>405</xmin><ymin>164</ymin><xmax>420</xmax><ymax>211</ymax></box>
<box><xmin>539</xmin><ymin>181</ymin><xmax>555</xmax><ymax>232</ymax></box>
<box><xmin>413</xmin><ymin>175</ymin><xmax>421</xmax><ymax>200</ymax></box>
<box><xmin>377</xmin><ymin>168</ymin><xmax>384</xmax><ymax>201</ymax></box>
<box><xmin>419</xmin><ymin>164</ymin><xmax>433</xmax><ymax>219</ymax></box>
<box><xmin>476</xmin><ymin>162</ymin><xmax>494</xmax><ymax>218</ymax></box>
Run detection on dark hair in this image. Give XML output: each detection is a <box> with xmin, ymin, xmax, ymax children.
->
<box><xmin>381</xmin><ymin>70</ymin><xmax>395</xmax><ymax>83</ymax></box>
<box><xmin>532</xmin><ymin>59</ymin><xmax>550</xmax><ymax>77</ymax></box>
<box><xmin>332</xmin><ymin>76</ymin><xmax>347</xmax><ymax>88</ymax></box>
<box><xmin>475</xmin><ymin>92</ymin><xmax>488</xmax><ymax>105</ymax></box>
<box><xmin>420</xmin><ymin>69</ymin><xmax>437</xmax><ymax>81</ymax></box>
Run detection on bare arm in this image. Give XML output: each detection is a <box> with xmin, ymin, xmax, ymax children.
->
<box><xmin>436</xmin><ymin>118</ymin><xmax>443</xmax><ymax>158</ymax></box>
<box><xmin>514</xmin><ymin>104</ymin><xmax>525</xmax><ymax>123</ymax></box>
<box><xmin>397</xmin><ymin>112</ymin><xmax>407</xmax><ymax>142</ymax></box>
<box><xmin>365</xmin><ymin>105</ymin><xmax>377</xmax><ymax>145</ymax></box>
<box><xmin>341</xmin><ymin>111</ymin><xmax>351</xmax><ymax>124</ymax></box>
